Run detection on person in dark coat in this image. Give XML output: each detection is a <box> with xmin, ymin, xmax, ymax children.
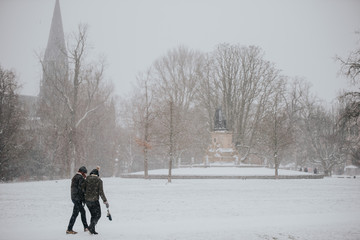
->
<box><xmin>66</xmin><ymin>166</ymin><xmax>89</xmax><ymax>234</ymax></box>
<box><xmin>83</xmin><ymin>167</ymin><xmax>109</xmax><ymax>235</ymax></box>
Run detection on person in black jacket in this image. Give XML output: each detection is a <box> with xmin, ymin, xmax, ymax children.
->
<box><xmin>83</xmin><ymin>167</ymin><xmax>109</xmax><ymax>235</ymax></box>
<box><xmin>66</xmin><ymin>166</ymin><xmax>89</xmax><ymax>234</ymax></box>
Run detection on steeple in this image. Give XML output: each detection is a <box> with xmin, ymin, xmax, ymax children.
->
<box><xmin>44</xmin><ymin>0</ymin><xmax>66</xmax><ymax>62</ymax></box>
<box><xmin>40</xmin><ymin>0</ymin><xmax>68</xmax><ymax>98</ymax></box>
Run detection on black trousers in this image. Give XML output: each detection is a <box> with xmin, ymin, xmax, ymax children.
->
<box><xmin>67</xmin><ymin>200</ymin><xmax>88</xmax><ymax>231</ymax></box>
<box><xmin>86</xmin><ymin>201</ymin><xmax>101</xmax><ymax>233</ymax></box>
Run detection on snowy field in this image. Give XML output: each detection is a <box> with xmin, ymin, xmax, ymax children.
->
<box><xmin>130</xmin><ymin>167</ymin><xmax>314</xmax><ymax>177</ymax></box>
<box><xmin>0</xmin><ymin>176</ymin><xmax>359</xmax><ymax>240</ymax></box>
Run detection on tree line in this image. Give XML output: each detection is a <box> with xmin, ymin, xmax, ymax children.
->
<box><xmin>123</xmin><ymin>42</ymin><xmax>359</xmax><ymax>179</ymax></box>
<box><xmin>0</xmin><ymin>28</ymin><xmax>359</xmax><ymax>181</ymax></box>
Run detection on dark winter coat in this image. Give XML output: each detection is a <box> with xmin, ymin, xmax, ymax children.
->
<box><xmin>83</xmin><ymin>174</ymin><xmax>107</xmax><ymax>203</ymax></box>
<box><xmin>71</xmin><ymin>173</ymin><xmax>86</xmax><ymax>201</ymax></box>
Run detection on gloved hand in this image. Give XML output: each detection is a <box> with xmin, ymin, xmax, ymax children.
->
<box><xmin>104</xmin><ymin>201</ymin><xmax>109</xmax><ymax>208</ymax></box>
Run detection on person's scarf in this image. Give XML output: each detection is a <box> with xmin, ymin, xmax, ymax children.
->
<box><xmin>77</xmin><ymin>172</ymin><xmax>86</xmax><ymax>179</ymax></box>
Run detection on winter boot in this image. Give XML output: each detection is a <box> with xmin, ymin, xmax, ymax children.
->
<box><xmin>66</xmin><ymin>230</ymin><xmax>77</xmax><ymax>234</ymax></box>
<box><xmin>88</xmin><ymin>228</ymin><xmax>98</xmax><ymax>235</ymax></box>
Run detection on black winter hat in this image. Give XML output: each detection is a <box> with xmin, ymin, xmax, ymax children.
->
<box><xmin>90</xmin><ymin>169</ymin><xmax>99</xmax><ymax>176</ymax></box>
<box><xmin>78</xmin><ymin>166</ymin><xmax>87</xmax><ymax>174</ymax></box>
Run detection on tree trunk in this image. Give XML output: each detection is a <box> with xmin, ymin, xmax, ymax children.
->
<box><xmin>144</xmin><ymin>82</ymin><xmax>149</xmax><ymax>179</ymax></box>
<box><xmin>168</xmin><ymin>100</ymin><xmax>174</xmax><ymax>183</ymax></box>
<box><xmin>144</xmin><ymin>148</ymin><xmax>148</xmax><ymax>179</ymax></box>
<box><xmin>69</xmin><ymin>123</ymin><xmax>77</xmax><ymax>177</ymax></box>
<box><xmin>274</xmin><ymin>150</ymin><xmax>279</xmax><ymax>178</ymax></box>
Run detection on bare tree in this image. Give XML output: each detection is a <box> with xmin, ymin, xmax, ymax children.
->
<box><xmin>167</xmin><ymin>100</ymin><xmax>174</xmax><ymax>182</ymax></box>
<box><xmin>149</xmin><ymin>46</ymin><xmax>205</xmax><ymax>181</ymax></box>
<box><xmin>259</xmin><ymin>78</ymin><xmax>297</xmax><ymax>176</ymax></box>
<box><xmin>132</xmin><ymin>70</ymin><xmax>155</xmax><ymax>178</ymax></box>
<box><xmin>152</xmin><ymin>46</ymin><xmax>203</xmax><ymax>111</ymax></box>
<box><xmin>119</xmin><ymin>90</ymin><xmax>150</xmax><ymax>174</ymax></box>
<box><xmin>337</xmin><ymin>31</ymin><xmax>360</xmax><ymax>85</ymax></box>
<box><xmin>212</xmin><ymin>43</ymin><xmax>241</xmax><ymax>132</ymax></box>
<box><xmin>40</xmin><ymin>24</ymin><xmax>112</xmax><ymax>177</ymax></box>
<box><xmin>285</xmin><ymin>79</ymin><xmax>314</xmax><ymax>169</ymax></box>
<box><xmin>196</xmin><ymin>53</ymin><xmax>220</xmax><ymax>132</ymax></box>
<box><xmin>305</xmin><ymin>106</ymin><xmax>347</xmax><ymax>175</ymax></box>
<box><xmin>0</xmin><ymin>65</ymin><xmax>26</xmax><ymax>180</ymax></box>
<box><xmin>337</xmin><ymin>32</ymin><xmax>360</xmax><ymax>167</ymax></box>
<box><xmin>212</xmin><ymin>44</ymin><xmax>282</xmax><ymax>162</ymax></box>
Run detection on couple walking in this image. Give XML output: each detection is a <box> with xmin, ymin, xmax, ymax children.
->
<box><xmin>66</xmin><ymin>166</ymin><xmax>109</xmax><ymax>235</ymax></box>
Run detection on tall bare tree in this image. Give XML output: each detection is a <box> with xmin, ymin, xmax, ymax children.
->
<box><xmin>67</xmin><ymin>25</ymin><xmax>112</xmax><ymax>176</ymax></box>
<box><xmin>303</xmin><ymin>105</ymin><xmax>347</xmax><ymax>175</ymax></box>
<box><xmin>337</xmin><ymin>32</ymin><xmax>360</xmax><ymax>167</ymax></box>
<box><xmin>196</xmin><ymin>53</ymin><xmax>220</xmax><ymax>132</ymax></box>
<box><xmin>40</xmin><ymin>24</ymin><xmax>111</xmax><ymax>177</ymax></box>
<box><xmin>212</xmin><ymin>44</ymin><xmax>282</xmax><ymax>162</ymax></box>
<box><xmin>337</xmin><ymin>31</ymin><xmax>360</xmax><ymax>85</ymax></box>
<box><xmin>285</xmin><ymin>79</ymin><xmax>314</xmax><ymax>169</ymax></box>
<box><xmin>0</xmin><ymin>65</ymin><xmax>26</xmax><ymax>180</ymax></box>
<box><xmin>132</xmin><ymin>70</ymin><xmax>155</xmax><ymax>178</ymax></box>
<box><xmin>259</xmin><ymin>78</ymin><xmax>297</xmax><ymax>176</ymax></box>
<box><xmin>150</xmin><ymin>46</ymin><xmax>205</xmax><ymax>180</ymax></box>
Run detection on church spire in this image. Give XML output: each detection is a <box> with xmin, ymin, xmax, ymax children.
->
<box><xmin>40</xmin><ymin>0</ymin><xmax>68</xmax><ymax>98</ymax></box>
<box><xmin>44</xmin><ymin>0</ymin><xmax>66</xmax><ymax>62</ymax></box>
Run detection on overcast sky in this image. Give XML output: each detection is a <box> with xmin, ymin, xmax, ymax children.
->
<box><xmin>0</xmin><ymin>0</ymin><xmax>359</xmax><ymax>103</ymax></box>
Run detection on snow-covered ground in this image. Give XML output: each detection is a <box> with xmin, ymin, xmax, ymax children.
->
<box><xmin>0</xmin><ymin>175</ymin><xmax>359</xmax><ymax>240</ymax></box>
<box><xmin>130</xmin><ymin>167</ymin><xmax>313</xmax><ymax>176</ymax></box>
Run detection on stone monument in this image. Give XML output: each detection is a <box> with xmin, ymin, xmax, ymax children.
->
<box><xmin>204</xmin><ymin>108</ymin><xmax>239</xmax><ymax>164</ymax></box>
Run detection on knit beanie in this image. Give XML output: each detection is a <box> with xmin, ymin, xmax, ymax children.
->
<box><xmin>78</xmin><ymin>166</ymin><xmax>87</xmax><ymax>174</ymax></box>
<box><xmin>90</xmin><ymin>169</ymin><xmax>99</xmax><ymax>176</ymax></box>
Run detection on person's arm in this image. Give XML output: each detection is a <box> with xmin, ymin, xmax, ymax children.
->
<box><xmin>99</xmin><ymin>179</ymin><xmax>109</xmax><ymax>207</ymax></box>
<box><xmin>99</xmin><ymin>179</ymin><xmax>107</xmax><ymax>202</ymax></box>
